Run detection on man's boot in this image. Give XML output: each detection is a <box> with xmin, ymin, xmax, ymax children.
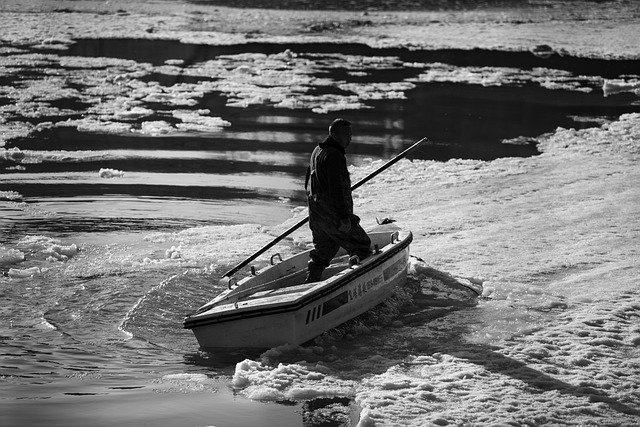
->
<box><xmin>304</xmin><ymin>261</ymin><xmax>324</xmax><ymax>283</ymax></box>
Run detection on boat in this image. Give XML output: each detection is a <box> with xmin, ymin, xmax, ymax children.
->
<box><xmin>184</xmin><ymin>228</ymin><xmax>412</xmax><ymax>349</ymax></box>
<box><xmin>184</xmin><ymin>137</ymin><xmax>428</xmax><ymax>349</ymax></box>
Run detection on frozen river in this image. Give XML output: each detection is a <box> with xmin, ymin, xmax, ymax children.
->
<box><xmin>2</xmin><ymin>32</ymin><xmax>640</xmax><ymax>426</ymax></box>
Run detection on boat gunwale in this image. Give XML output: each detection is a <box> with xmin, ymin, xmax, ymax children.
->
<box><xmin>183</xmin><ymin>231</ymin><xmax>412</xmax><ymax>329</ymax></box>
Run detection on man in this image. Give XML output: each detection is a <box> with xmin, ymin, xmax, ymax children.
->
<box><xmin>304</xmin><ymin>118</ymin><xmax>372</xmax><ymax>283</ymax></box>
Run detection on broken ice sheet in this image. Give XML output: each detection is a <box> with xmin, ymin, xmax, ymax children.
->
<box><xmin>172</xmin><ymin>110</ymin><xmax>230</xmax><ymax>131</ymax></box>
<box><xmin>410</xmin><ymin>63</ymin><xmax>600</xmax><ymax>92</ymax></box>
<box><xmin>0</xmin><ymin>45</ymin><xmax>614</xmax><ymax>145</ymax></box>
<box><xmin>151</xmin><ymin>51</ymin><xmax>420</xmax><ymax>112</ymax></box>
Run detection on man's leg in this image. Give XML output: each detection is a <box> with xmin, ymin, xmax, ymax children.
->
<box><xmin>333</xmin><ymin>215</ymin><xmax>372</xmax><ymax>261</ymax></box>
<box><xmin>306</xmin><ymin>221</ymin><xmax>340</xmax><ymax>283</ymax></box>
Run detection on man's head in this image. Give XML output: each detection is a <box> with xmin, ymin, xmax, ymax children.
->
<box><xmin>329</xmin><ymin>118</ymin><xmax>352</xmax><ymax>149</ymax></box>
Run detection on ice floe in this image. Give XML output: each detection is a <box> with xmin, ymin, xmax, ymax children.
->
<box><xmin>15</xmin><ymin>235</ymin><xmax>79</xmax><ymax>263</ymax></box>
<box><xmin>0</xmin><ymin>190</ymin><xmax>23</xmax><ymax>201</ymax></box>
<box><xmin>603</xmin><ymin>78</ymin><xmax>640</xmax><ymax>97</ymax></box>
<box><xmin>98</xmin><ymin>168</ymin><xmax>125</xmax><ymax>178</ymax></box>
<box><xmin>62</xmin><ymin>118</ymin><xmax>133</xmax><ymax>134</ymax></box>
<box><xmin>112</xmin><ymin>106</ymin><xmax>154</xmax><ymax>121</ymax></box>
<box><xmin>338</xmin><ymin>82</ymin><xmax>416</xmax><ymax>100</ymax></box>
<box><xmin>172</xmin><ymin>110</ymin><xmax>230</xmax><ymax>131</ymax></box>
<box><xmin>1</xmin><ymin>147</ymin><xmax>27</xmax><ymax>163</ymax></box>
<box><xmin>233</xmin><ymin>358</ymin><xmax>354</xmax><ymax>402</ymax></box>
<box><xmin>0</xmin><ymin>247</ymin><xmax>25</xmax><ymax>265</ymax></box>
<box><xmin>8</xmin><ymin>266</ymin><xmax>41</xmax><ymax>278</ymax></box>
<box><xmin>139</xmin><ymin>120</ymin><xmax>173</xmax><ymax>135</ymax></box>
<box><xmin>410</xmin><ymin>63</ymin><xmax>598</xmax><ymax>92</ymax></box>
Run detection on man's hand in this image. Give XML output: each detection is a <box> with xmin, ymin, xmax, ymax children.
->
<box><xmin>338</xmin><ymin>218</ymin><xmax>351</xmax><ymax>233</ymax></box>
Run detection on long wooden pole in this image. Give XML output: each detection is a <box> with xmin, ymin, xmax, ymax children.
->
<box><xmin>220</xmin><ymin>137</ymin><xmax>429</xmax><ymax>283</ymax></box>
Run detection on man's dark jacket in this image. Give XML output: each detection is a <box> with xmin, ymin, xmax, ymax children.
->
<box><xmin>305</xmin><ymin>136</ymin><xmax>353</xmax><ymax>223</ymax></box>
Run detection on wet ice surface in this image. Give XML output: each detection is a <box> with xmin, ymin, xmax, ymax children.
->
<box><xmin>2</xmin><ymin>23</ymin><xmax>640</xmax><ymax>427</ymax></box>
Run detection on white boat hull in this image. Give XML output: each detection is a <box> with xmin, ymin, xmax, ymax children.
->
<box><xmin>185</xmin><ymin>230</ymin><xmax>412</xmax><ymax>349</ymax></box>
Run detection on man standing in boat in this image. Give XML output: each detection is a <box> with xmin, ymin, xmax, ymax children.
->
<box><xmin>304</xmin><ymin>118</ymin><xmax>372</xmax><ymax>283</ymax></box>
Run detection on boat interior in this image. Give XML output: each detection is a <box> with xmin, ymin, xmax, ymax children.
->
<box><xmin>192</xmin><ymin>229</ymin><xmax>405</xmax><ymax>314</ymax></box>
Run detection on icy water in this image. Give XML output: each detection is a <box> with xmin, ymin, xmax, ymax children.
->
<box><xmin>2</xmin><ymin>38</ymin><xmax>639</xmax><ymax>426</ymax></box>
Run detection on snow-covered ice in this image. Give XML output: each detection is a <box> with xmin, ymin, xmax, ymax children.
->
<box><xmin>228</xmin><ymin>113</ymin><xmax>640</xmax><ymax>425</ymax></box>
<box><xmin>411</xmin><ymin>64</ymin><xmax>599</xmax><ymax>92</ymax></box>
<box><xmin>0</xmin><ymin>247</ymin><xmax>25</xmax><ymax>265</ymax></box>
<box><xmin>98</xmin><ymin>168</ymin><xmax>125</xmax><ymax>178</ymax></box>
<box><xmin>603</xmin><ymin>78</ymin><xmax>640</xmax><ymax>97</ymax></box>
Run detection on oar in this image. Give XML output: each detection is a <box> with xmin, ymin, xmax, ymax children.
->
<box><xmin>220</xmin><ymin>137</ymin><xmax>429</xmax><ymax>286</ymax></box>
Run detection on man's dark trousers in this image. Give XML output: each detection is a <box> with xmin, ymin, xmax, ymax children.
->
<box><xmin>307</xmin><ymin>197</ymin><xmax>371</xmax><ymax>282</ymax></box>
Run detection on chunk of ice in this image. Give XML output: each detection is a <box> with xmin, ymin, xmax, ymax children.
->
<box><xmin>8</xmin><ymin>266</ymin><xmax>40</xmax><ymax>277</ymax></box>
<box><xmin>603</xmin><ymin>79</ymin><xmax>640</xmax><ymax>97</ymax></box>
<box><xmin>98</xmin><ymin>168</ymin><xmax>124</xmax><ymax>178</ymax></box>
<box><xmin>0</xmin><ymin>247</ymin><xmax>25</xmax><ymax>265</ymax></box>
